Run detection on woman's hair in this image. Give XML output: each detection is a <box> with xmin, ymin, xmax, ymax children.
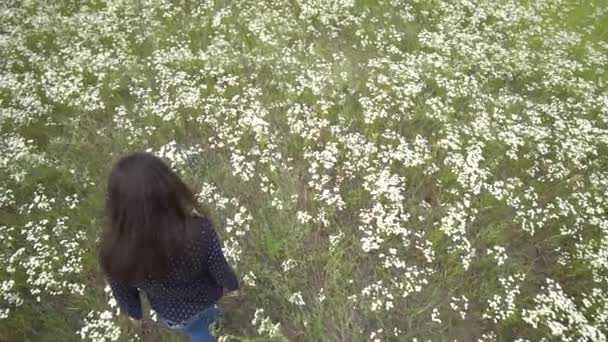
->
<box><xmin>99</xmin><ymin>152</ymin><xmax>197</xmax><ymax>283</ymax></box>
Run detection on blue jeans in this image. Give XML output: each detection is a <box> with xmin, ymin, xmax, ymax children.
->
<box><xmin>162</xmin><ymin>304</ymin><xmax>219</xmax><ymax>342</ymax></box>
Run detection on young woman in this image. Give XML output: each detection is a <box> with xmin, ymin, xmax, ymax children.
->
<box><xmin>99</xmin><ymin>152</ymin><xmax>239</xmax><ymax>342</ymax></box>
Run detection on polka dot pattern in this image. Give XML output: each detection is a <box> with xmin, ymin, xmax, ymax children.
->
<box><xmin>109</xmin><ymin>217</ymin><xmax>239</xmax><ymax>323</ymax></box>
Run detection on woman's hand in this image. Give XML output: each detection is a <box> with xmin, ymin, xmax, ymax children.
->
<box><xmin>129</xmin><ymin>318</ymin><xmax>143</xmax><ymax>330</ymax></box>
<box><xmin>223</xmin><ymin>288</ymin><xmax>241</xmax><ymax>297</ymax></box>
<box><xmin>120</xmin><ymin>316</ymin><xmax>148</xmax><ymax>336</ymax></box>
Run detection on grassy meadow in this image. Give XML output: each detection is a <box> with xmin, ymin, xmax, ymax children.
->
<box><xmin>1</xmin><ymin>0</ymin><xmax>608</xmax><ymax>341</ymax></box>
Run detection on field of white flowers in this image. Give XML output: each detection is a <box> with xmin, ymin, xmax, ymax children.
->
<box><xmin>1</xmin><ymin>0</ymin><xmax>607</xmax><ymax>341</ymax></box>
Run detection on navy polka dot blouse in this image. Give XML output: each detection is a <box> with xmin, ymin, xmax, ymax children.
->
<box><xmin>108</xmin><ymin>216</ymin><xmax>239</xmax><ymax>323</ymax></box>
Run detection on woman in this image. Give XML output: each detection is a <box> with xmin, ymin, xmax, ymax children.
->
<box><xmin>99</xmin><ymin>152</ymin><xmax>239</xmax><ymax>342</ymax></box>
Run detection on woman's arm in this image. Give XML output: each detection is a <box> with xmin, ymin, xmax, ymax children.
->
<box><xmin>207</xmin><ymin>226</ymin><xmax>240</xmax><ymax>291</ymax></box>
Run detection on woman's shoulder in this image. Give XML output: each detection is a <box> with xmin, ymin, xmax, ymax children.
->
<box><xmin>192</xmin><ymin>211</ymin><xmax>213</xmax><ymax>227</ymax></box>
<box><xmin>188</xmin><ymin>213</ymin><xmax>215</xmax><ymax>240</ymax></box>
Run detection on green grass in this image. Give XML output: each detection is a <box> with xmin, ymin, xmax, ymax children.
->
<box><xmin>1</xmin><ymin>0</ymin><xmax>607</xmax><ymax>341</ymax></box>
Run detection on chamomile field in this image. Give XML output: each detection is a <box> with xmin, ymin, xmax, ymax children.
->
<box><xmin>1</xmin><ymin>0</ymin><xmax>608</xmax><ymax>341</ymax></box>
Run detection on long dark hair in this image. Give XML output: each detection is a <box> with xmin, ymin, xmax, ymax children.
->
<box><xmin>99</xmin><ymin>152</ymin><xmax>197</xmax><ymax>283</ymax></box>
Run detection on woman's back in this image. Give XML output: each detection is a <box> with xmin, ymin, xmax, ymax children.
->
<box><xmin>109</xmin><ymin>216</ymin><xmax>239</xmax><ymax>324</ymax></box>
